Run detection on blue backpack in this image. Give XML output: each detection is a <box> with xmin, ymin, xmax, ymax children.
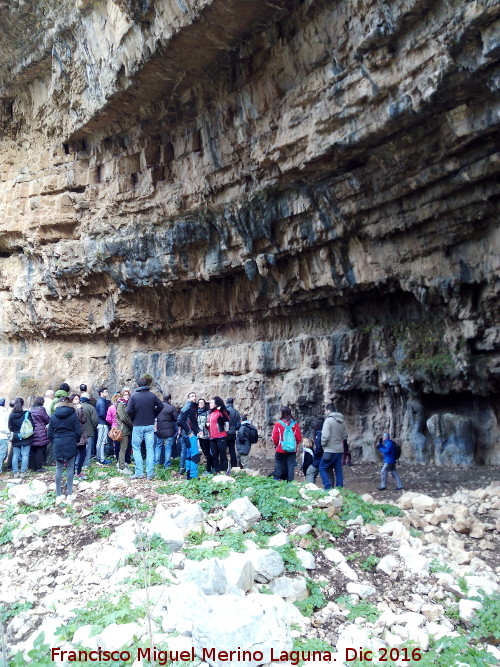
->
<box><xmin>279</xmin><ymin>420</ymin><xmax>297</xmax><ymax>452</ymax></box>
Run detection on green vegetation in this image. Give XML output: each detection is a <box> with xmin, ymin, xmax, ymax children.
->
<box><xmin>0</xmin><ymin>600</ymin><xmax>32</xmax><ymax>623</ymax></box>
<box><xmin>0</xmin><ymin>519</ymin><xmax>19</xmax><ymax>545</ymax></box>
<box><xmin>294</xmin><ymin>580</ymin><xmax>328</xmax><ymax>617</ymax></box>
<box><xmin>336</xmin><ymin>595</ymin><xmax>381</xmax><ymax>622</ymax></box>
<box><xmin>470</xmin><ymin>591</ymin><xmax>500</xmax><ymax>643</ymax></box>
<box><xmin>291</xmin><ymin>637</ymin><xmax>335</xmax><ymax>665</ymax></box>
<box><xmin>416</xmin><ymin>635</ymin><xmax>495</xmax><ymax>667</ymax></box>
<box><xmin>55</xmin><ymin>594</ymin><xmax>144</xmax><ymax>642</ymax></box>
<box><xmin>87</xmin><ymin>494</ymin><xmax>150</xmax><ymax>525</ymax></box>
<box><xmin>360</xmin><ymin>554</ymin><xmax>380</xmax><ymax>570</ymax></box>
<box><xmin>339</xmin><ymin>489</ymin><xmax>402</xmax><ymax>523</ymax></box>
<box><xmin>429</xmin><ymin>558</ymin><xmax>453</xmax><ymax>574</ymax></box>
<box><xmin>389</xmin><ymin>320</ymin><xmax>455</xmax><ymax>379</ymax></box>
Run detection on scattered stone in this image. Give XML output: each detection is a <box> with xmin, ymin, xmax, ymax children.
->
<box><xmin>225</xmin><ymin>497</ymin><xmax>261</xmax><ymax>531</ymax></box>
<box><xmin>248</xmin><ymin>549</ymin><xmax>285</xmax><ymax>583</ymax></box>
<box><xmin>270</xmin><ymin>576</ymin><xmax>309</xmax><ymax>602</ymax></box>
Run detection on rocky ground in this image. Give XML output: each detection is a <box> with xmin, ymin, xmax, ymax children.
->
<box><xmin>0</xmin><ymin>462</ymin><xmax>499</xmax><ymax>667</ymax></box>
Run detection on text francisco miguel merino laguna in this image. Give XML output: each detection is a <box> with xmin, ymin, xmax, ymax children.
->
<box><xmin>51</xmin><ymin>645</ymin><xmax>400</xmax><ymax>664</ymax></box>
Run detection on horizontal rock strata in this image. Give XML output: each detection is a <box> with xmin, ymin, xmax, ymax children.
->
<box><xmin>0</xmin><ymin>0</ymin><xmax>499</xmax><ymax>462</ymax></box>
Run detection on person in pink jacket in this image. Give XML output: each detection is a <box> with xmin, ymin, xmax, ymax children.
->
<box><xmin>272</xmin><ymin>406</ymin><xmax>302</xmax><ymax>482</ymax></box>
<box><xmin>207</xmin><ymin>396</ymin><xmax>230</xmax><ymax>475</ymax></box>
<box><xmin>106</xmin><ymin>393</ymin><xmax>120</xmax><ymax>461</ymax></box>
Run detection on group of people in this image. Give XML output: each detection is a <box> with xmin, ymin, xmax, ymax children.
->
<box><xmin>0</xmin><ymin>382</ymin><xmax>403</xmax><ymax>502</ymax></box>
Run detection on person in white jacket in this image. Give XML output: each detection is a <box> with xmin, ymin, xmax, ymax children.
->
<box><xmin>0</xmin><ymin>398</ymin><xmax>11</xmax><ymax>472</ymax></box>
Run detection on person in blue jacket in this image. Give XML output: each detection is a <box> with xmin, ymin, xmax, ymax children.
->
<box><xmin>377</xmin><ymin>432</ymin><xmax>404</xmax><ymax>491</ymax></box>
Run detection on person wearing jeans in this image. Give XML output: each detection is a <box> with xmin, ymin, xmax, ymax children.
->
<box><xmin>131</xmin><ymin>424</ymin><xmax>155</xmax><ymax>478</ymax></box>
<box><xmin>0</xmin><ymin>397</ymin><xmax>11</xmax><ymax>471</ymax></box>
<box><xmin>319</xmin><ymin>452</ymin><xmax>343</xmax><ymax>489</ymax></box>
<box><xmin>12</xmin><ymin>445</ymin><xmax>30</xmax><ymax>476</ymax></box>
<box><xmin>377</xmin><ymin>433</ymin><xmax>404</xmax><ymax>490</ymax></box>
<box><xmin>55</xmin><ymin>456</ymin><xmax>76</xmax><ymax>498</ymax></box>
<box><xmin>126</xmin><ymin>379</ymin><xmax>164</xmax><ymax>480</ymax></box>
<box><xmin>48</xmin><ymin>396</ymin><xmax>81</xmax><ymax>504</ymax></box>
<box><xmin>177</xmin><ymin>392</ymin><xmax>202</xmax><ymax>477</ymax></box>
<box><xmin>95</xmin><ymin>387</ymin><xmax>111</xmax><ymax>464</ymax></box>
<box><xmin>154</xmin><ymin>394</ymin><xmax>179</xmax><ymax>468</ymax></box>
<box><xmin>8</xmin><ymin>398</ymin><xmax>35</xmax><ymax>477</ymax></box>
<box><xmin>320</xmin><ymin>402</ymin><xmax>347</xmax><ymax>489</ymax></box>
<box><xmin>80</xmin><ymin>392</ymin><xmax>98</xmax><ymax>468</ymax></box>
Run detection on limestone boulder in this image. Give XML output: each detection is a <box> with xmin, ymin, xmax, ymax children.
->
<box><xmin>222</xmin><ymin>552</ymin><xmax>255</xmax><ymax>593</ymax></box>
<box><xmin>8</xmin><ymin>481</ymin><xmax>47</xmax><ymax>507</ymax></box>
<box><xmin>269</xmin><ymin>576</ymin><xmax>309</xmax><ymax>602</ymax></box>
<box><xmin>225</xmin><ymin>497</ymin><xmax>261</xmax><ymax>531</ymax></box>
<box><xmin>179</xmin><ymin>558</ymin><xmax>227</xmax><ymax>595</ymax></box>
<box><xmin>192</xmin><ymin>594</ymin><xmax>292</xmax><ymax>667</ymax></box>
<box><xmin>248</xmin><ymin>549</ymin><xmax>284</xmax><ymax>583</ymax></box>
<box><xmin>146</xmin><ymin>504</ymin><xmax>184</xmax><ymax>551</ymax></box>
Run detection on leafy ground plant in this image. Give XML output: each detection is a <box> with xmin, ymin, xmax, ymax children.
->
<box><xmin>335</xmin><ymin>595</ymin><xmax>381</xmax><ymax>622</ymax></box>
<box><xmin>339</xmin><ymin>489</ymin><xmax>402</xmax><ymax>523</ymax></box>
<box><xmin>294</xmin><ymin>579</ymin><xmax>327</xmax><ymax>617</ymax></box>
<box><xmin>291</xmin><ymin>637</ymin><xmax>335</xmax><ymax>666</ymax></box>
<box><xmin>360</xmin><ymin>555</ymin><xmax>380</xmax><ymax>570</ymax></box>
<box><xmin>55</xmin><ymin>594</ymin><xmax>144</xmax><ymax>642</ymax></box>
<box><xmin>87</xmin><ymin>494</ymin><xmax>150</xmax><ymax>525</ymax></box>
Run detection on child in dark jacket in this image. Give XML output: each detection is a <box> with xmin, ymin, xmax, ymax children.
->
<box><xmin>236</xmin><ymin>416</ymin><xmax>258</xmax><ymax>469</ymax></box>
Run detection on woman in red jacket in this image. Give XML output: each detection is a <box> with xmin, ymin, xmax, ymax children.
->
<box><xmin>207</xmin><ymin>396</ymin><xmax>230</xmax><ymax>475</ymax></box>
<box><xmin>272</xmin><ymin>406</ymin><xmax>302</xmax><ymax>482</ymax></box>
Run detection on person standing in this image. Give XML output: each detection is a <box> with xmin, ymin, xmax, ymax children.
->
<box><xmin>177</xmin><ymin>392</ymin><xmax>202</xmax><ymax>479</ymax></box>
<box><xmin>207</xmin><ymin>396</ymin><xmax>229</xmax><ymax>475</ymax></box>
<box><xmin>95</xmin><ymin>387</ymin><xmax>111</xmax><ymax>465</ymax></box>
<box><xmin>80</xmin><ymin>384</ymin><xmax>97</xmax><ymax>406</ymax></box>
<box><xmin>43</xmin><ymin>390</ymin><xmax>54</xmax><ymax>414</ymax></box>
<box><xmin>80</xmin><ymin>392</ymin><xmax>98</xmax><ymax>469</ymax></box>
<box><xmin>0</xmin><ymin>398</ymin><xmax>10</xmax><ymax>473</ymax></box>
<box><xmin>50</xmin><ymin>383</ymin><xmax>70</xmax><ymax>415</ymax></box>
<box><xmin>235</xmin><ymin>415</ymin><xmax>258</xmax><ymax>469</ymax></box>
<box><xmin>30</xmin><ymin>397</ymin><xmax>50</xmax><ymax>472</ymax></box>
<box><xmin>320</xmin><ymin>403</ymin><xmax>347</xmax><ymax>489</ymax></box>
<box><xmin>272</xmin><ymin>406</ymin><xmax>302</xmax><ymax>482</ymax></box>
<box><xmin>106</xmin><ymin>392</ymin><xmax>121</xmax><ymax>461</ymax></box>
<box><xmin>127</xmin><ymin>379</ymin><xmax>164</xmax><ymax>480</ymax></box>
<box><xmin>116</xmin><ymin>389</ymin><xmax>133</xmax><ymax>473</ymax></box>
<box><xmin>155</xmin><ymin>393</ymin><xmax>179</xmax><ymax>469</ymax></box>
<box><xmin>8</xmin><ymin>398</ymin><xmax>34</xmax><ymax>478</ymax></box>
<box><xmin>48</xmin><ymin>396</ymin><xmax>81</xmax><ymax>504</ymax></box>
<box><xmin>196</xmin><ymin>399</ymin><xmax>212</xmax><ymax>474</ymax></box>
<box><xmin>377</xmin><ymin>432</ymin><xmax>404</xmax><ymax>490</ymax></box>
<box><xmin>70</xmin><ymin>394</ymin><xmax>88</xmax><ymax>479</ymax></box>
<box><xmin>225</xmin><ymin>398</ymin><xmax>241</xmax><ymax>473</ymax></box>
<box><xmin>304</xmin><ymin>418</ymin><xmax>335</xmax><ymax>486</ymax></box>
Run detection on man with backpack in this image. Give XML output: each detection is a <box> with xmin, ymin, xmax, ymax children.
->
<box><xmin>377</xmin><ymin>432</ymin><xmax>404</xmax><ymax>491</ymax></box>
<box><xmin>236</xmin><ymin>415</ymin><xmax>258</xmax><ymax>469</ymax></box>
<box><xmin>225</xmin><ymin>398</ymin><xmax>241</xmax><ymax>472</ymax></box>
<box><xmin>320</xmin><ymin>403</ymin><xmax>347</xmax><ymax>489</ymax></box>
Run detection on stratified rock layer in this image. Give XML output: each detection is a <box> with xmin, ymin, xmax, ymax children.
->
<box><xmin>0</xmin><ymin>0</ymin><xmax>499</xmax><ymax>462</ymax></box>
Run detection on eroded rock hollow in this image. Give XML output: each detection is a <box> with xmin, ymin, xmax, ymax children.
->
<box><xmin>0</xmin><ymin>0</ymin><xmax>499</xmax><ymax>463</ymax></box>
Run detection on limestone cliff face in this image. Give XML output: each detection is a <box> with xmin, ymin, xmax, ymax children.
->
<box><xmin>0</xmin><ymin>0</ymin><xmax>499</xmax><ymax>463</ymax></box>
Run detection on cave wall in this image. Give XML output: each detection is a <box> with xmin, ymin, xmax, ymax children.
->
<box><xmin>0</xmin><ymin>0</ymin><xmax>499</xmax><ymax>463</ymax></box>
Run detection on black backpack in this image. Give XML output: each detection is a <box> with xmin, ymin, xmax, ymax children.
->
<box><xmin>392</xmin><ymin>441</ymin><xmax>402</xmax><ymax>461</ymax></box>
<box><xmin>246</xmin><ymin>424</ymin><xmax>259</xmax><ymax>444</ymax></box>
